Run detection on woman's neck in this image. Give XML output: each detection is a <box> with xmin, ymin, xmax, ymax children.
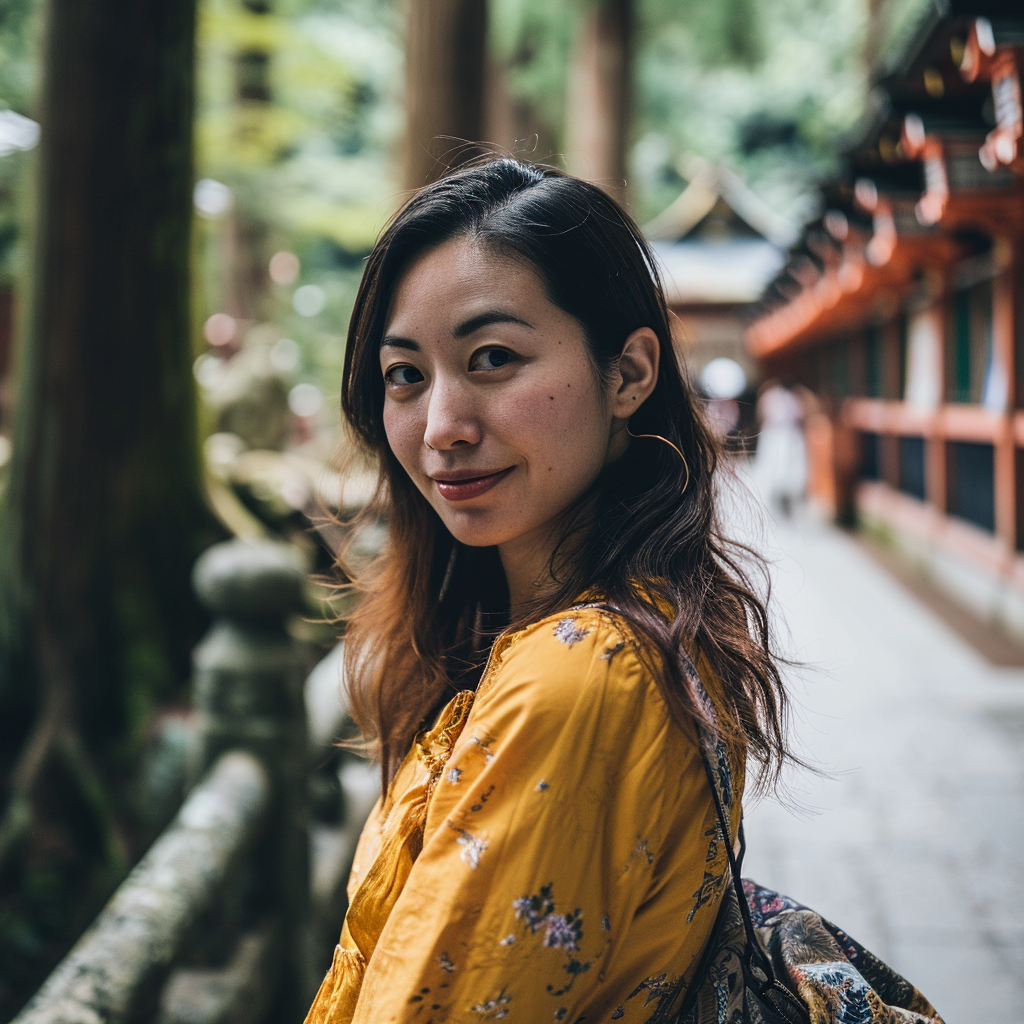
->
<box><xmin>498</xmin><ymin>511</ymin><xmax>590</xmax><ymax>619</ymax></box>
<box><xmin>498</xmin><ymin>533</ymin><xmax>556</xmax><ymax>620</ymax></box>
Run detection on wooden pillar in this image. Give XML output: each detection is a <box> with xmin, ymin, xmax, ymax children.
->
<box><xmin>564</xmin><ymin>0</ymin><xmax>632</xmax><ymax>201</ymax></box>
<box><xmin>848</xmin><ymin>331</ymin><xmax>866</xmax><ymax>397</ymax></box>
<box><xmin>881</xmin><ymin>433</ymin><xmax>900</xmax><ymax>489</ymax></box>
<box><xmin>926</xmin><ymin>299</ymin><xmax>948</xmax><ymax>513</ymax></box>
<box><xmin>404</xmin><ymin>0</ymin><xmax>488</xmax><ymax>189</ymax></box>
<box><xmin>483</xmin><ymin>55</ymin><xmax>553</xmax><ymax>160</ymax></box>
<box><xmin>992</xmin><ymin>239</ymin><xmax>1018</xmax><ymax>550</ymax></box>
<box><xmin>882</xmin><ymin>318</ymin><xmax>902</xmax><ymax>400</ymax></box>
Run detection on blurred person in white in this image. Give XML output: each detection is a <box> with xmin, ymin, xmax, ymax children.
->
<box><xmin>754</xmin><ymin>380</ymin><xmax>806</xmax><ymax>516</ymax></box>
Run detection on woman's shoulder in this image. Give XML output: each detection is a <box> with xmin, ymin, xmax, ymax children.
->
<box><xmin>474</xmin><ymin>604</ymin><xmax>672</xmax><ymax>735</ymax></box>
<box><xmin>486</xmin><ymin>602</ymin><xmax>635</xmax><ymax>676</ymax></box>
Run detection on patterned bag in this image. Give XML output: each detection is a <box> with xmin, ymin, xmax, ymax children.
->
<box><xmin>677</xmin><ymin>655</ymin><xmax>945</xmax><ymax>1024</ymax></box>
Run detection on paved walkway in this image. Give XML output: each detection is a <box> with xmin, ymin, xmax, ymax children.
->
<box><xmin>725</xmin><ymin>478</ymin><xmax>1024</xmax><ymax>1024</ymax></box>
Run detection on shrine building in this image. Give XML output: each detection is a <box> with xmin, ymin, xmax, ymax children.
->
<box><xmin>747</xmin><ymin>1</ymin><xmax>1024</xmax><ymax>635</ymax></box>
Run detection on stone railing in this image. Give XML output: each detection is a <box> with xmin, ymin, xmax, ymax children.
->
<box><xmin>13</xmin><ymin>539</ymin><xmax>374</xmax><ymax>1024</ymax></box>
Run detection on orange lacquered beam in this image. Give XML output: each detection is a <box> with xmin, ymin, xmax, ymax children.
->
<box><xmin>936</xmin><ymin>404</ymin><xmax>1003</xmax><ymax>442</ymax></box>
<box><xmin>842</xmin><ymin>398</ymin><xmax>933</xmax><ymax>436</ymax></box>
<box><xmin>844</xmin><ymin>399</ymin><xmax>1010</xmax><ymax>442</ymax></box>
<box><xmin>748</xmin><ymin>234</ymin><xmax>963</xmax><ymax>359</ymax></box>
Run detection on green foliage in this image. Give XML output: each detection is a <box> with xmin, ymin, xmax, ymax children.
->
<box><xmin>0</xmin><ymin>150</ymin><xmax>27</xmax><ymax>286</ymax></box>
<box><xmin>631</xmin><ymin>0</ymin><xmax>872</xmax><ymax>223</ymax></box>
<box><xmin>0</xmin><ymin>0</ymin><xmax>38</xmax><ymax>286</ymax></box>
<box><xmin>484</xmin><ymin>0</ymin><xmax>891</xmax><ymax>223</ymax></box>
<box><xmin>195</xmin><ymin>0</ymin><xmax>403</xmax><ymax>403</ymax></box>
<box><xmin>643</xmin><ymin>0</ymin><xmax>763</xmax><ymax>70</ymax></box>
<box><xmin>0</xmin><ymin>0</ymin><xmax>36</xmax><ymax>111</ymax></box>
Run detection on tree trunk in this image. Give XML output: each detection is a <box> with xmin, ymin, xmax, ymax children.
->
<box><xmin>564</xmin><ymin>0</ymin><xmax>632</xmax><ymax>202</ymax></box>
<box><xmin>864</xmin><ymin>0</ymin><xmax>886</xmax><ymax>76</ymax></box>
<box><xmin>0</xmin><ymin>0</ymin><xmax>215</xmax><ymax>1009</ymax></box>
<box><xmin>404</xmin><ymin>0</ymin><xmax>488</xmax><ymax>189</ymax></box>
<box><xmin>483</xmin><ymin>55</ymin><xmax>556</xmax><ymax>162</ymax></box>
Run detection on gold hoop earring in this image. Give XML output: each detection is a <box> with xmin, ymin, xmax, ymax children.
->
<box><xmin>627</xmin><ymin>429</ymin><xmax>691</xmax><ymax>495</ymax></box>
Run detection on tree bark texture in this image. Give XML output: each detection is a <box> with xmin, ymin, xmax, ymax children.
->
<box><xmin>483</xmin><ymin>57</ymin><xmax>556</xmax><ymax>163</ymax></box>
<box><xmin>404</xmin><ymin>0</ymin><xmax>488</xmax><ymax>189</ymax></box>
<box><xmin>564</xmin><ymin>0</ymin><xmax>632</xmax><ymax>202</ymax></box>
<box><xmin>864</xmin><ymin>0</ymin><xmax>886</xmax><ymax>76</ymax></box>
<box><xmin>0</xmin><ymin>0</ymin><xmax>215</xmax><ymax>1005</ymax></box>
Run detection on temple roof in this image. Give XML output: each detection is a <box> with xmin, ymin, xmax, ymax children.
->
<box><xmin>644</xmin><ymin>159</ymin><xmax>794</xmax><ymax>306</ymax></box>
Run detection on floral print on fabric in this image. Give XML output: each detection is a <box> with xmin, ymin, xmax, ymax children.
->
<box><xmin>470</xmin><ymin>992</ymin><xmax>511</xmax><ymax>1019</ymax></box>
<box><xmin>742</xmin><ymin>878</ymin><xmax>802</xmax><ymax>922</ymax></box>
<box><xmin>448</xmin><ymin>822</ymin><xmax>488</xmax><ymax>868</ymax></box>
<box><xmin>686</xmin><ymin>868</ymin><xmax>725</xmax><ymax>923</ymax></box>
<box><xmin>469</xmin><ymin>734</ymin><xmax>496</xmax><ymax>763</ymax></box>
<box><xmin>512</xmin><ymin>885</ymin><xmax>595</xmax><ymax>996</ymax></box>
<box><xmin>678</xmin><ymin>878</ymin><xmax>946</xmax><ymax>1024</ymax></box>
<box><xmin>553</xmin><ymin>617</ymin><xmax>590</xmax><ymax>647</ymax></box>
<box><xmin>623</xmin><ymin>972</ymin><xmax>685</xmax><ymax>1021</ymax></box>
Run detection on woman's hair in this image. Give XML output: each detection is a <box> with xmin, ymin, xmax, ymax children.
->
<box><xmin>337</xmin><ymin>157</ymin><xmax>793</xmax><ymax>792</ymax></box>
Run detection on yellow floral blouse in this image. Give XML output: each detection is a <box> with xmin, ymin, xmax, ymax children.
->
<box><xmin>305</xmin><ymin>605</ymin><xmax>743</xmax><ymax>1024</ymax></box>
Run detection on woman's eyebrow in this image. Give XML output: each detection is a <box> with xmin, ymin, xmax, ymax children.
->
<box><xmin>454</xmin><ymin>310</ymin><xmax>534</xmax><ymax>338</ymax></box>
<box><xmin>380</xmin><ymin>336</ymin><xmax>419</xmax><ymax>351</ymax></box>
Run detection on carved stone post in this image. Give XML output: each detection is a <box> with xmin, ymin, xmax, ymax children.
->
<box><xmin>191</xmin><ymin>539</ymin><xmax>314</xmax><ymax>1015</ymax></box>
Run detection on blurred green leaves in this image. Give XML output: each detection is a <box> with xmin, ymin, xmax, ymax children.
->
<box><xmin>632</xmin><ymin>0</ymin><xmax>877</xmax><ymax>222</ymax></box>
<box><xmin>0</xmin><ymin>0</ymin><xmax>36</xmax><ymax>287</ymax></box>
<box><xmin>197</xmin><ymin>0</ymin><xmax>402</xmax><ymax>251</ymax></box>
<box><xmin>193</xmin><ymin>0</ymin><xmax>403</xmax><ymax>405</ymax></box>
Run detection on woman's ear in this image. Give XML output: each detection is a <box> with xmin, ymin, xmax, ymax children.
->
<box><xmin>610</xmin><ymin>327</ymin><xmax>660</xmax><ymax>420</ymax></box>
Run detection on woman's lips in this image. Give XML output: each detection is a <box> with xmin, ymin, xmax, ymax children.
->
<box><xmin>433</xmin><ymin>468</ymin><xmax>513</xmax><ymax>502</ymax></box>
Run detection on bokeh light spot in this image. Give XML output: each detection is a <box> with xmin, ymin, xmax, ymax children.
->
<box><xmin>289</xmin><ymin>382</ymin><xmax>323</xmax><ymax>418</ymax></box>
<box><xmin>292</xmin><ymin>284</ymin><xmax>326</xmax><ymax>317</ymax></box>
<box><xmin>270</xmin><ymin>337</ymin><xmax>300</xmax><ymax>373</ymax></box>
<box><xmin>193</xmin><ymin>178</ymin><xmax>233</xmax><ymax>219</ymax></box>
<box><xmin>269</xmin><ymin>251</ymin><xmax>301</xmax><ymax>285</ymax></box>
<box><xmin>204</xmin><ymin>312</ymin><xmax>237</xmax><ymax>347</ymax></box>
<box><xmin>700</xmin><ymin>358</ymin><xmax>747</xmax><ymax>400</ymax></box>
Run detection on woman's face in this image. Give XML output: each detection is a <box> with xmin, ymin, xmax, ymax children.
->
<box><xmin>380</xmin><ymin>236</ymin><xmax>621</xmax><ymax>563</ymax></box>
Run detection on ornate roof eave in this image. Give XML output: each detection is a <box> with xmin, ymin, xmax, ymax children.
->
<box><xmin>746</xmin><ymin>231</ymin><xmax>963</xmax><ymax>359</ymax></box>
<box><xmin>960</xmin><ymin>16</ymin><xmax>1024</xmax><ymax>174</ymax></box>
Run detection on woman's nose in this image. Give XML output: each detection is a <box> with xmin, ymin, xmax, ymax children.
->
<box><xmin>423</xmin><ymin>377</ymin><xmax>482</xmax><ymax>451</ymax></box>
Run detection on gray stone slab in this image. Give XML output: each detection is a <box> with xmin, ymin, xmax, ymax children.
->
<box><xmin>722</xmin><ymin>474</ymin><xmax>1024</xmax><ymax>1024</ymax></box>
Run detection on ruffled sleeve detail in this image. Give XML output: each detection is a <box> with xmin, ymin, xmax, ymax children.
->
<box><xmin>306</xmin><ymin>944</ymin><xmax>368</xmax><ymax>1024</ymax></box>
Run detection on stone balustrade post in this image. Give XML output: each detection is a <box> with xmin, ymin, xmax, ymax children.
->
<box><xmin>191</xmin><ymin>538</ymin><xmax>315</xmax><ymax>1016</ymax></box>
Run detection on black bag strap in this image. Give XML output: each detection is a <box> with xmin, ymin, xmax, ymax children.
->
<box><xmin>678</xmin><ymin>651</ymin><xmax>782</xmax><ymax>989</ymax></box>
<box><xmin>681</xmin><ymin>648</ymin><xmax>810</xmax><ymax>1024</ymax></box>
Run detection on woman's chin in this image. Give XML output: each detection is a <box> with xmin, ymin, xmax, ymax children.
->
<box><xmin>437</xmin><ymin>510</ymin><xmax>524</xmax><ymax>550</ymax></box>
<box><xmin>443</xmin><ymin>526</ymin><xmax>513</xmax><ymax>549</ymax></box>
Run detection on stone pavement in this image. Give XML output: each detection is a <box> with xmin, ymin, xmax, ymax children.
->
<box><xmin>724</xmin><ymin>478</ymin><xmax>1024</xmax><ymax>1024</ymax></box>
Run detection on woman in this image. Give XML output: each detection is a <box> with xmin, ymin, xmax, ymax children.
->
<box><xmin>306</xmin><ymin>158</ymin><xmax>792</xmax><ymax>1024</ymax></box>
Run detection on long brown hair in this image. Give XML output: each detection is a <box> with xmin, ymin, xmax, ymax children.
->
<box><xmin>337</xmin><ymin>157</ymin><xmax>794</xmax><ymax>793</ymax></box>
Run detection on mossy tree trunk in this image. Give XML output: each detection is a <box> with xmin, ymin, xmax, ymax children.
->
<box><xmin>404</xmin><ymin>0</ymin><xmax>489</xmax><ymax>189</ymax></box>
<box><xmin>0</xmin><ymin>0</ymin><xmax>217</xmax><ymax>1011</ymax></box>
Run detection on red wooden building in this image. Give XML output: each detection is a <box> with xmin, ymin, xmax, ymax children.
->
<box><xmin>747</xmin><ymin>3</ymin><xmax>1024</xmax><ymax>635</ymax></box>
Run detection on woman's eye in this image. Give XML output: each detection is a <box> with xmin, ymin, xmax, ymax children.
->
<box><xmin>385</xmin><ymin>364</ymin><xmax>425</xmax><ymax>386</ymax></box>
<box><xmin>470</xmin><ymin>347</ymin><xmax>514</xmax><ymax>371</ymax></box>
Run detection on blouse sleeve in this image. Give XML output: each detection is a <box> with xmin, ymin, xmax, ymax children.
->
<box><xmin>349</xmin><ymin>610</ymin><xmax>716</xmax><ymax>1024</ymax></box>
